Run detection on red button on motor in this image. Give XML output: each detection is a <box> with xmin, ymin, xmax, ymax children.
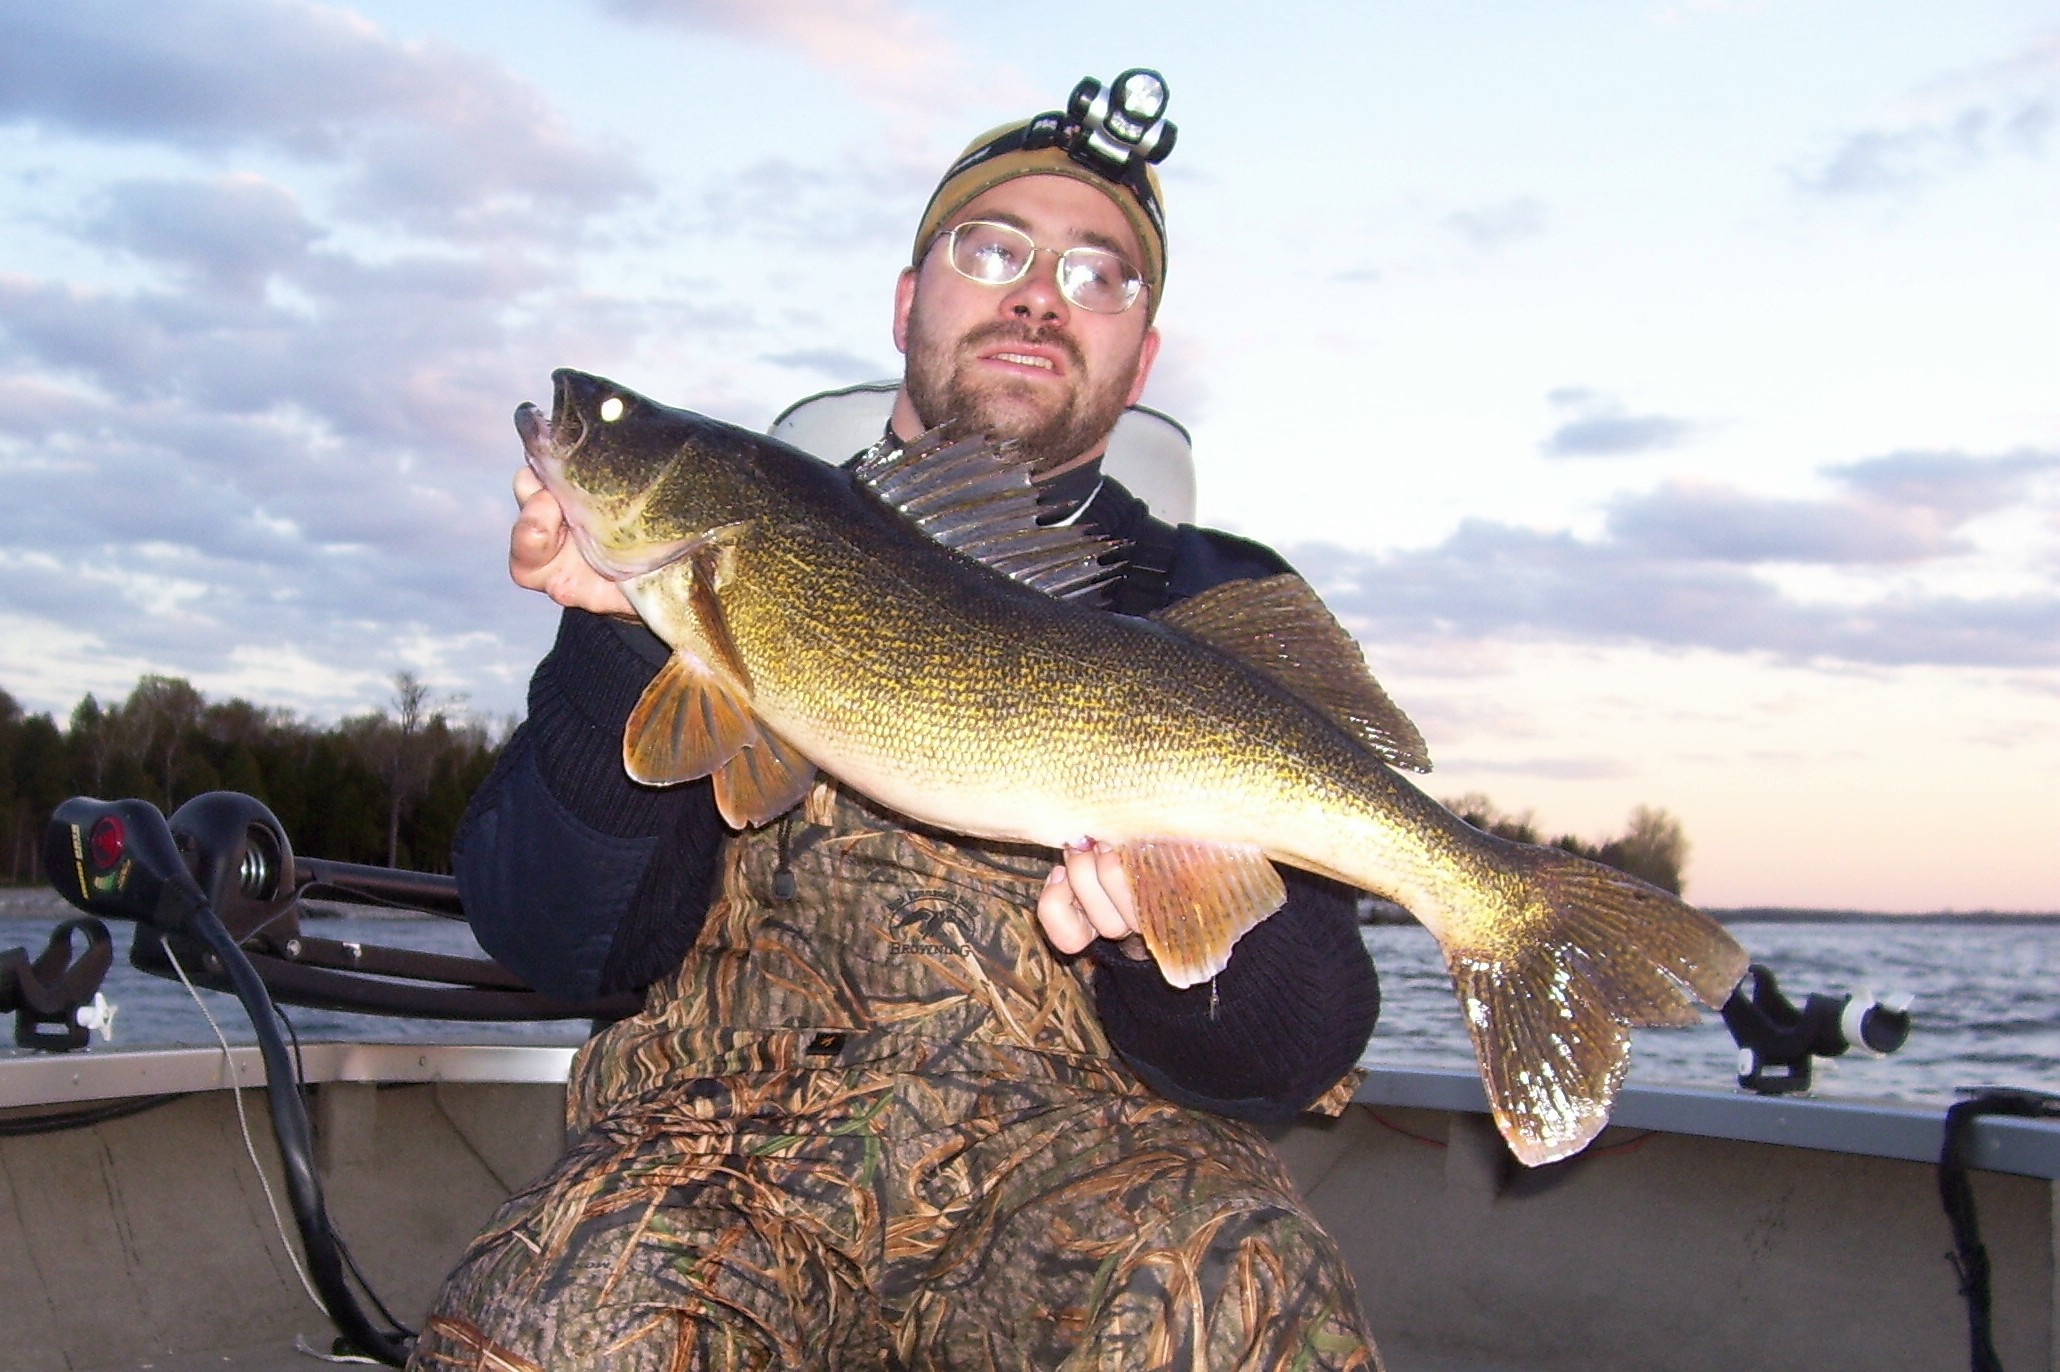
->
<box><xmin>89</xmin><ymin>815</ymin><xmax>126</xmax><ymax>869</ymax></box>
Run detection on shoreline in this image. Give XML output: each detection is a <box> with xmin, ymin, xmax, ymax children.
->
<box><xmin>1355</xmin><ymin>895</ymin><xmax>2059</xmax><ymax>925</ymax></box>
<box><xmin>1706</xmin><ymin>906</ymin><xmax>2060</xmax><ymax>924</ymax></box>
<box><xmin>8</xmin><ymin>885</ymin><xmax>2057</xmax><ymax>926</ymax></box>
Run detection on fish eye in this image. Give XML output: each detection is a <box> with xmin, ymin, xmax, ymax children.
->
<box><xmin>600</xmin><ymin>396</ymin><xmax>626</xmax><ymax>422</ymax></box>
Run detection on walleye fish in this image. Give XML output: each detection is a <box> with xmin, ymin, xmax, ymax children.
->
<box><xmin>517</xmin><ymin>368</ymin><xmax>1749</xmax><ymax>1166</ymax></box>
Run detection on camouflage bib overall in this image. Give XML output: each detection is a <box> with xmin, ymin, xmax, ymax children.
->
<box><xmin>413</xmin><ymin>787</ymin><xmax>1381</xmax><ymax>1371</ymax></box>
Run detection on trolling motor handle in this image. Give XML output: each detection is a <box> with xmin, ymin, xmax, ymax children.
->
<box><xmin>44</xmin><ymin>797</ymin><xmax>210</xmax><ymax>932</ymax></box>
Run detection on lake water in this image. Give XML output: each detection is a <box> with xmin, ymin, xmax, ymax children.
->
<box><xmin>1362</xmin><ymin>916</ymin><xmax>2060</xmax><ymax>1107</ymax></box>
<box><xmin>5</xmin><ymin>889</ymin><xmax>2055</xmax><ymax>1109</ymax></box>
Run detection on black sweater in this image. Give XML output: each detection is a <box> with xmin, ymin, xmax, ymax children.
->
<box><xmin>453</xmin><ymin>476</ymin><xmax>1380</xmax><ymax>1123</ymax></box>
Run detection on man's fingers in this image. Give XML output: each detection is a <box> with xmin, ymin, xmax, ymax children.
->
<box><xmin>1037</xmin><ymin>867</ymin><xmax>1097</xmax><ymax>954</ymax></box>
<box><xmin>1088</xmin><ymin>841</ymin><xmax>1136</xmax><ymax>920</ymax></box>
<box><xmin>502</xmin><ymin>471</ymin><xmax>635</xmax><ymax>616</ymax></box>
<box><xmin>1038</xmin><ymin>853</ymin><xmax>1153</xmax><ymax>962</ymax></box>
<box><xmin>1065</xmin><ymin>842</ymin><xmax>1137</xmax><ymax>937</ymax></box>
<box><xmin>510</xmin><ymin>487</ymin><xmax>569</xmax><ymax>588</ymax></box>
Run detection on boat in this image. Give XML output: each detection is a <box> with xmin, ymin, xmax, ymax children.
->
<box><xmin>3</xmin><ymin>791</ymin><xmax>2054</xmax><ymax>1371</ymax></box>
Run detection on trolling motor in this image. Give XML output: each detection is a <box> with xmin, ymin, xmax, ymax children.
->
<box><xmin>36</xmin><ymin>790</ymin><xmax>642</xmax><ymax>1365</ymax></box>
<box><xmin>1722</xmin><ymin>962</ymin><xmax>1913</xmax><ymax>1095</ymax></box>
<box><xmin>42</xmin><ymin>794</ymin><xmax>414</xmax><ymax>1365</ymax></box>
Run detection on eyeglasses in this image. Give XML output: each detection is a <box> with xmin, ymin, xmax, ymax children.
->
<box><xmin>936</xmin><ymin>220</ymin><xmax>1145</xmax><ymax>315</ymax></box>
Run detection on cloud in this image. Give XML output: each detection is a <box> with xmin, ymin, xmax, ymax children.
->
<box><xmin>1541</xmin><ymin>387</ymin><xmax>1698</xmax><ymax>458</ymax></box>
<box><xmin>763</xmin><ymin>347</ymin><xmax>894</xmax><ymax>379</ymax></box>
<box><xmin>0</xmin><ymin>6</ymin><xmax>849</xmax><ymax>723</ymax></box>
<box><xmin>0</xmin><ymin>0</ymin><xmax>647</xmax><ymax>240</ymax></box>
<box><xmin>1288</xmin><ymin>445</ymin><xmax>2060</xmax><ymax>670</ymax></box>
<box><xmin>1788</xmin><ymin>31</ymin><xmax>2055</xmax><ymax>198</ymax></box>
<box><xmin>683</xmin><ymin>156</ymin><xmax>921</xmax><ymax>246</ymax></box>
<box><xmin>1827</xmin><ymin>448</ymin><xmax>2060</xmax><ymax>522</ymax></box>
<box><xmin>0</xmin><ymin>206</ymin><xmax>689</xmax><ymax>725</ymax></box>
<box><xmin>1604</xmin><ymin>448</ymin><xmax>2060</xmax><ymax>565</ymax></box>
<box><xmin>82</xmin><ymin>174</ymin><xmax>319</xmax><ymax>294</ymax></box>
<box><xmin>1606</xmin><ymin>482</ymin><xmax>1958</xmax><ymax>564</ymax></box>
<box><xmin>1293</xmin><ymin>524</ymin><xmax>2059</xmax><ymax>671</ymax></box>
<box><xmin>1442</xmin><ymin>196</ymin><xmax>1549</xmax><ymax>251</ymax></box>
<box><xmin>1447</xmin><ymin>755</ymin><xmax>1633</xmax><ymax>781</ymax></box>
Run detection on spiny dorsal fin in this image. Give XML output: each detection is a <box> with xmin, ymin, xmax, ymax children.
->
<box><xmin>853</xmin><ymin>428</ymin><xmax>1121</xmax><ymax>601</ymax></box>
<box><xmin>1152</xmin><ymin>574</ymin><xmax>1432</xmax><ymax>772</ymax></box>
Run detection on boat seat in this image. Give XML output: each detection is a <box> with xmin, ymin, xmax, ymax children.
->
<box><xmin>769</xmin><ymin>381</ymin><xmax>1198</xmax><ymax>524</ymax></box>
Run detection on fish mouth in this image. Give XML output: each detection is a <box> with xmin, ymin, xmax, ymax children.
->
<box><xmin>513</xmin><ymin>372</ymin><xmax>635</xmax><ymax>581</ymax></box>
<box><xmin>515</xmin><ymin>369</ymin><xmax>593</xmax><ymax>489</ymax></box>
<box><xmin>512</xmin><ymin>369</ymin><xmax>706</xmax><ymax>584</ymax></box>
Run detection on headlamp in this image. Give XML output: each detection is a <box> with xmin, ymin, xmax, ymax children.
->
<box><xmin>1064</xmin><ymin>68</ymin><xmax>1177</xmax><ymax>178</ymax></box>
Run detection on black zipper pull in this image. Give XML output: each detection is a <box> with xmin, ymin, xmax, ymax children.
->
<box><xmin>772</xmin><ymin>812</ymin><xmax>797</xmax><ymax>903</ymax></box>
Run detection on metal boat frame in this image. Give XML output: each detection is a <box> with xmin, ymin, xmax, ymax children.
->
<box><xmin>3</xmin><ymin>1042</ymin><xmax>2053</xmax><ymax>1371</ymax></box>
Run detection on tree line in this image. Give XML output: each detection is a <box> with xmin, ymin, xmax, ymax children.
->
<box><xmin>0</xmin><ymin>672</ymin><xmax>506</xmax><ymax>885</ymax></box>
<box><xmin>1443</xmin><ymin>791</ymin><xmax>1691</xmax><ymax>895</ymax></box>
<box><xmin>2</xmin><ymin>672</ymin><xmax>1691</xmax><ymax>898</ymax></box>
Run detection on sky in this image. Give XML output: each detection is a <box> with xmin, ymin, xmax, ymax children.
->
<box><xmin>0</xmin><ymin>0</ymin><xmax>2053</xmax><ymax>913</ymax></box>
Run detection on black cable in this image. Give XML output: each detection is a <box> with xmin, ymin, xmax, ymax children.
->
<box><xmin>190</xmin><ymin>904</ymin><xmax>414</xmax><ymax>1366</ymax></box>
<box><xmin>0</xmin><ymin>1092</ymin><xmax>185</xmax><ymax>1137</ymax></box>
<box><xmin>274</xmin><ymin>1001</ymin><xmax>310</xmax><ymax>1101</ymax></box>
<box><xmin>341</xmin><ymin>1234</ymin><xmax>419</xmax><ymax>1337</ymax></box>
<box><xmin>269</xmin><ymin>994</ymin><xmax>417</xmax><ymax>1341</ymax></box>
<box><xmin>1938</xmin><ymin>1087</ymin><xmax>2060</xmax><ymax>1372</ymax></box>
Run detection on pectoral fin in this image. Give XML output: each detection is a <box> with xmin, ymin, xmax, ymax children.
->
<box><xmin>623</xmin><ymin>652</ymin><xmax>757</xmax><ymax>785</ymax></box>
<box><xmin>685</xmin><ymin>534</ymin><xmax>753</xmax><ymax>690</ymax></box>
<box><xmin>1108</xmin><ymin>840</ymin><xmax>1287</xmax><ymax>988</ymax></box>
<box><xmin>711</xmin><ymin>726</ymin><xmax>819</xmax><ymax>829</ymax></box>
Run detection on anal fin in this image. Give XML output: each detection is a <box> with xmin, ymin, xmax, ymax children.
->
<box><xmin>623</xmin><ymin>652</ymin><xmax>756</xmax><ymax>786</ymax></box>
<box><xmin>712</xmin><ymin>726</ymin><xmax>819</xmax><ymax>829</ymax></box>
<box><xmin>1109</xmin><ymin>840</ymin><xmax>1287</xmax><ymax>988</ymax></box>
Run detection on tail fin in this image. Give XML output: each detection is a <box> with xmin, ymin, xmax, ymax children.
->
<box><xmin>1443</xmin><ymin>844</ymin><xmax>1748</xmax><ymax>1166</ymax></box>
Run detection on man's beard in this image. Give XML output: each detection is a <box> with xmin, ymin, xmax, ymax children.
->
<box><xmin>903</xmin><ymin>315</ymin><xmax>1138</xmax><ymax>475</ymax></box>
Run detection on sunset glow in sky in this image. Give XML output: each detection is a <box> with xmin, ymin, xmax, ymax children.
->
<box><xmin>1</xmin><ymin>1</ymin><xmax>2054</xmax><ymax>911</ymax></box>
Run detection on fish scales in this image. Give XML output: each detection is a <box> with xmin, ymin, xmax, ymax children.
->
<box><xmin>519</xmin><ymin>368</ymin><xmax>1750</xmax><ymax>1166</ymax></box>
<box><xmin>685</xmin><ymin>470</ymin><xmax>1382</xmax><ymax>856</ymax></box>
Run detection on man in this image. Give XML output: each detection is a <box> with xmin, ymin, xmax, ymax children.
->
<box><xmin>411</xmin><ymin>72</ymin><xmax>1384</xmax><ymax>1371</ymax></box>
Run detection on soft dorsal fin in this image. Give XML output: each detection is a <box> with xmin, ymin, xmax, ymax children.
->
<box><xmin>852</xmin><ymin>428</ymin><xmax>1121</xmax><ymax>601</ymax></box>
<box><xmin>1153</xmin><ymin>573</ymin><xmax>1432</xmax><ymax>772</ymax></box>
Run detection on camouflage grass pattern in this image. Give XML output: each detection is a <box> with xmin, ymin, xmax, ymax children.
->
<box><xmin>411</xmin><ymin>787</ymin><xmax>1379</xmax><ymax>1370</ymax></box>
